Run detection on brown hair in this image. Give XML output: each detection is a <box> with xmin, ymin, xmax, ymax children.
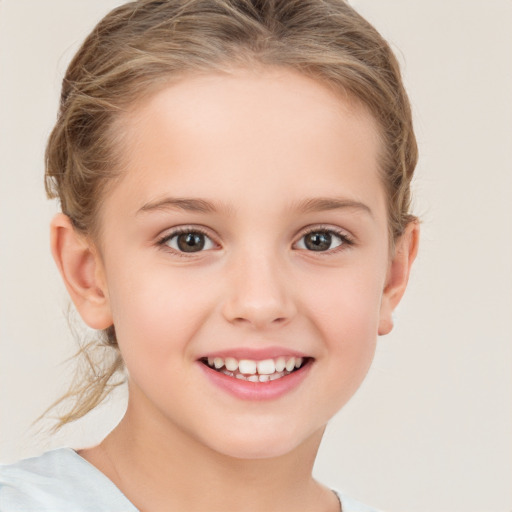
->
<box><xmin>44</xmin><ymin>0</ymin><xmax>417</xmax><ymax>428</ymax></box>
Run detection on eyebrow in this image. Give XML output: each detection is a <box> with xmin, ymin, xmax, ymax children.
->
<box><xmin>294</xmin><ymin>197</ymin><xmax>373</xmax><ymax>217</ymax></box>
<box><xmin>138</xmin><ymin>197</ymin><xmax>223</xmax><ymax>215</ymax></box>
<box><xmin>137</xmin><ymin>196</ymin><xmax>372</xmax><ymax>217</ymax></box>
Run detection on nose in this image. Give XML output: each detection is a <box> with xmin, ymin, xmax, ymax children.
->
<box><xmin>221</xmin><ymin>250</ymin><xmax>297</xmax><ymax>330</ymax></box>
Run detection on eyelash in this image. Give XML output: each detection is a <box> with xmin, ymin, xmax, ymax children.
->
<box><xmin>157</xmin><ymin>227</ymin><xmax>216</xmax><ymax>257</ymax></box>
<box><xmin>156</xmin><ymin>225</ymin><xmax>354</xmax><ymax>256</ymax></box>
<box><xmin>297</xmin><ymin>226</ymin><xmax>355</xmax><ymax>254</ymax></box>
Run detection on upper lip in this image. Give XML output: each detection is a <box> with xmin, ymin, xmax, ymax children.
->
<box><xmin>199</xmin><ymin>346</ymin><xmax>311</xmax><ymax>361</ymax></box>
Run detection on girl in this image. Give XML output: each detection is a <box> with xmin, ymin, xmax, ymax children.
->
<box><xmin>0</xmin><ymin>1</ymin><xmax>419</xmax><ymax>511</ymax></box>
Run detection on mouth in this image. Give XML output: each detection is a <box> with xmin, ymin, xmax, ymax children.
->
<box><xmin>199</xmin><ymin>355</ymin><xmax>312</xmax><ymax>383</ymax></box>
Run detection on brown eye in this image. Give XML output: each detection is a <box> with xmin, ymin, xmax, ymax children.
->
<box><xmin>177</xmin><ymin>233</ymin><xmax>205</xmax><ymax>252</ymax></box>
<box><xmin>163</xmin><ymin>231</ymin><xmax>215</xmax><ymax>253</ymax></box>
<box><xmin>297</xmin><ymin>230</ymin><xmax>345</xmax><ymax>252</ymax></box>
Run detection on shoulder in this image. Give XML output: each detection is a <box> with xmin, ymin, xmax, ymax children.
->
<box><xmin>0</xmin><ymin>448</ymin><xmax>138</xmax><ymax>512</ymax></box>
<box><xmin>335</xmin><ymin>490</ymin><xmax>383</xmax><ymax>512</ymax></box>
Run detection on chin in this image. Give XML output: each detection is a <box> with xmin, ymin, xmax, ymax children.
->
<box><xmin>201</xmin><ymin>423</ymin><xmax>321</xmax><ymax>461</ymax></box>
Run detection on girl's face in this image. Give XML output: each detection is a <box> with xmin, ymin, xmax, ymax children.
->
<box><xmin>91</xmin><ymin>68</ymin><xmax>399</xmax><ymax>459</ymax></box>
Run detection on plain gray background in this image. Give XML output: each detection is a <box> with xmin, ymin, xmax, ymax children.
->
<box><xmin>1</xmin><ymin>1</ymin><xmax>511</xmax><ymax>511</ymax></box>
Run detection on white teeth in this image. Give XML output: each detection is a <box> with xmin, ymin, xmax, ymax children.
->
<box><xmin>257</xmin><ymin>359</ymin><xmax>276</xmax><ymax>375</ymax></box>
<box><xmin>225</xmin><ymin>357</ymin><xmax>238</xmax><ymax>372</ymax></box>
<box><xmin>238</xmin><ymin>359</ymin><xmax>257</xmax><ymax>375</ymax></box>
<box><xmin>205</xmin><ymin>355</ymin><xmax>307</xmax><ymax>380</ymax></box>
<box><xmin>275</xmin><ymin>357</ymin><xmax>286</xmax><ymax>372</ymax></box>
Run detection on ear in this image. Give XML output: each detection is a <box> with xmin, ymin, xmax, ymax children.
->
<box><xmin>50</xmin><ymin>213</ymin><xmax>113</xmax><ymax>330</ymax></box>
<box><xmin>378</xmin><ymin>221</ymin><xmax>419</xmax><ymax>336</ymax></box>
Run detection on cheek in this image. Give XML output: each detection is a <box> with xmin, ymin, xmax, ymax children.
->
<box><xmin>306</xmin><ymin>274</ymin><xmax>381</xmax><ymax>409</ymax></box>
<box><xmin>305</xmin><ymin>268</ymin><xmax>384</xmax><ymax>343</ymax></box>
<box><xmin>106</xmin><ymin>265</ymin><xmax>212</xmax><ymax>361</ymax></box>
<box><xmin>303</xmin><ymin>264</ymin><xmax>384</xmax><ymax>394</ymax></box>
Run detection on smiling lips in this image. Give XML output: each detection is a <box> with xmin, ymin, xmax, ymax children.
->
<box><xmin>202</xmin><ymin>356</ymin><xmax>309</xmax><ymax>382</ymax></box>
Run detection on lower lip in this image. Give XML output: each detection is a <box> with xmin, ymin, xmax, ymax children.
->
<box><xmin>198</xmin><ymin>361</ymin><xmax>312</xmax><ymax>401</ymax></box>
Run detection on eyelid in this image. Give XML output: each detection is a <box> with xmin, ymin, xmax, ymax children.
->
<box><xmin>155</xmin><ymin>224</ymin><xmax>354</xmax><ymax>255</ymax></box>
<box><xmin>157</xmin><ymin>225</ymin><xmax>219</xmax><ymax>253</ymax></box>
<box><xmin>294</xmin><ymin>225</ymin><xmax>355</xmax><ymax>252</ymax></box>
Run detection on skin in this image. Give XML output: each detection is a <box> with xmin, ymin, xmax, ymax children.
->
<box><xmin>51</xmin><ymin>68</ymin><xmax>418</xmax><ymax>512</ymax></box>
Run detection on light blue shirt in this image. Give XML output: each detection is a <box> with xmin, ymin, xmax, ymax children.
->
<box><xmin>0</xmin><ymin>448</ymin><xmax>380</xmax><ymax>511</ymax></box>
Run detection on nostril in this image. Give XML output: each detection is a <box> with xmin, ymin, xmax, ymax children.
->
<box><xmin>231</xmin><ymin>315</ymin><xmax>290</xmax><ymax>328</ymax></box>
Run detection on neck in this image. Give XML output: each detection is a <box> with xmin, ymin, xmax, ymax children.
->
<box><xmin>85</xmin><ymin>394</ymin><xmax>336</xmax><ymax>512</ymax></box>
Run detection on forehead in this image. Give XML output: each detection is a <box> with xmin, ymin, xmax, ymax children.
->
<box><xmin>110</xmin><ymin>68</ymin><xmax>386</xmax><ymax>218</ymax></box>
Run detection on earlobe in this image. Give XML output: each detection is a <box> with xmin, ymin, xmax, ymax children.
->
<box><xmin>50</xmin><ymin>213</ymin><xmax>113</xmax><ymax>330</ymax></box>
<box><xmin>378</xmin><ymin>221</ymin><xmax>419</xmax><ymax>336</ymax></box>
